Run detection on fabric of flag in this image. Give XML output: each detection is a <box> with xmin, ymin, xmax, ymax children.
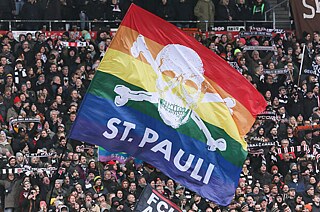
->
<box><xmin>134</xmin><ymin>185</ymin><xmax>181</xmax><ymax>212</ymax></box>
<box><xmin>69</xmin><ymin>4</ymin><xmax>266</xmax><ymax>205</ymax></box>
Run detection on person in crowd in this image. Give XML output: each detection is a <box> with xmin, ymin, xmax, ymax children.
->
<box><xmin>252</xmin><ymin>0</ymin><xmax>270</xmax><ymax>21</ymax></box>
<box><xmin>234</xmin><ymin>0</ymin><xmax>251</xmax><ymax>21</ymax></box>
<box><xmin>215</xmin><ymin>0</ymin><xmax>235</xmax><ymax>22</ymax></box>
<box><xmin>194</xmin><ymin>0</ymin><xmax>215</xmax><ymax>31</ymax></box>
<box><xmin>156</xmin><ymin>0</ymin><xmax>175</xmax><ymax>21</ymax></box>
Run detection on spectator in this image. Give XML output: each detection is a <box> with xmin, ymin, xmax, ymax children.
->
<box><xmin>234</xmin><ymin>0</ymin><xmax>251</xmax><ymax>21</ymax></box>
<box><xmin>194</xmin><ymin>0</ymin><xmax>215</xmax><ymax>31</ymax></box>
<box><xmin>20</xmin><ymin>0</ymin><xmax>42</xmax><ymax>30</ymax></box>
<box><xmin>253</xmin><ymin>163</ymin><xmax>272</xmax><ymax>186</ymax></box>
<box><xmin>0</xmin><ymin>0</ymin><xmax>15</xmax><ymax>20</ymax></box>
<box><xmin>156</xmin><ymin>0</ymin><xmax>175</xmax><ymax>21</ymax></box>
<box><xmin>215</xmin><ymin>0</ymin><xmax>235</xmax><ymax>22</ymax></box>
<box><xmin>252</xmin><ymin>0</ymin><xmax>270</xmax><ymax>21</ymax></box>
<box><xmin>174</xmin><ymin>0</ymin><xmax>194</xmax><ymax>28</ymax></box>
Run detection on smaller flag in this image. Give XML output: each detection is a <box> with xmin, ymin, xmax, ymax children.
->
<box><xmin>135</xmin><ymin>185</ymin><xmax>181</xmax><ymax>212</ymax></box>
<box><xmin>98</xmin><ymin>147</ymin><xmax>143</xmax><ymax>166</ymax></box>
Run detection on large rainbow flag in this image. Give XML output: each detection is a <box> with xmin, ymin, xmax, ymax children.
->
<box><xmin>69</xmin><ymin>4</ymin><xmax>266</xmax><ymax>205</ymax></box>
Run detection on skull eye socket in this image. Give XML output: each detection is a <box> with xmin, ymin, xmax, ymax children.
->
<box><xmin>184</xmin><ymin>80</ymin><xmax>198</xmax><ymax>91</ymax></box>
<box><xmin>162</xmin><ymin>70</ymin><xmax>176</xmax><ymax>78</ymax></box>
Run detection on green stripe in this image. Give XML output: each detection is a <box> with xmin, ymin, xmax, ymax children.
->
<box><xmin>89</xmin><ymin>71</ymin><xmax>247</xmax><ymax>166</ymax></box>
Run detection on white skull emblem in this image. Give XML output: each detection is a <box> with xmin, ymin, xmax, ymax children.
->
<box><xmin>113</xmin><ymin>34</ymin><xmax>233</xmax><ymax>152</ymax></box>
<box><xmin>155</xmin><ymin>44</ymin><xmax>205</xmax><ymax>128</ymax></box>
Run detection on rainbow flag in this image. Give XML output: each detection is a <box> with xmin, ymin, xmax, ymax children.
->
<box><xmin>69</xmin><ymin>4</ymin><xmax>266</xmax><ymax>205</ymax></box>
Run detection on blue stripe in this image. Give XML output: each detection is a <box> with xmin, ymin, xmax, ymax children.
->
<box><xmin>70</xmin><ymin>93</ymin><xmax>241</xmax><ymax>205</ymax></box>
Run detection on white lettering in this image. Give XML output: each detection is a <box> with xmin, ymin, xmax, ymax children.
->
<box><xmin>103</xmin><ymin>118</ymin><xmax>121</xmax><ymax>139</ymax></box>
<box><xmin>147</xmin><ymin>193</ymin><xmax>159</xmax><ymax>205</ymax></box>
<box><xmin>142</xmin><ymin>206</ymin><xmax>153</xmax><ymax>212</ymax></box>
<box><xmin>303</xmin><ymin>0</ymin><xmax>315</xmax><ymax>19</ymax></box>
<box><xmin>203</xmin><ymin>163</ymin><xmax>215</xmax><ymax>184</ymax></box>
<box><xmin>102</xmin><ymin>117</ymin><xmax>217</xmax><ymax>187</ymax></box>
<box><xmin>139</xmin><ymin>128</ymin><xmax>159</xmax><ymax>147</ymax></box>
<box><xmin>120</xmin><ymin>121</ymin><xmax>136</xmax><ymax>141</ymax></box>
<box><xmin>157</xmin><ymin>201</ymin><xmax>168</xmax><ymax>212</ymax></box>
<box><xmin>151</xmin><ymin>139</ymin><xmax>172</xmax><ymax>161</ymax></box>
<box><xmin>173</xmin><ymin>149</ymin><xmax>194</xmax><ymax>172</ymax></box>
<box><xmin>190</xmin><ymin>158</ymin><xmax>204</xmax><ymax>181</ymax></box>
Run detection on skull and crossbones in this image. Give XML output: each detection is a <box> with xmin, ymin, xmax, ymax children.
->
<box><xmin>114</xmin><ymin>35</ymin><xmax>236</xmax><ymax>152</ymax></box>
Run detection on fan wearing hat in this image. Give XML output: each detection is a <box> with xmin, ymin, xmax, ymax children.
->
<box><xmin>239</xmin><ymin>38</ymin><xmax>246</xmax><ymax>47</ymax></box>
<box><xmin>62</xmin><ymin>31</ymin><xmax>69</xmax><ymax>41</ymax></box>
<box><xmin>89</xmin><ymin>176</ymin><xmax>108</xmax><ymax>198</ymax></box>
<box><xmin>285</xmin><ymin>187</ymin><xmax>296</xmax><ymax>210</ymax></box>
<box><xmin>283</xmin><ymin>163</ymin><xmax>297</xmax><ymax>183</ymax></box>
<box><xmin>311</xmin><ymin>107</ymin><xmax>320</xmax><ymax>124</ymax></box>
<box><xmin>11</xmin><ymin>127</ymin><xmax>27</xmax><ymax>153</ymax></box>
<box><xmin>300</xmin><ymin>127</ymin><xmax>313</xmax><ymax>147</ymax></box>
<box><xmin>51</xmin><ymin>179</ymin><xmax>67</xmax><ymax>200</ymax></box>
<box><xmin>270</xmin><ymin>164</ymin><xmax>279</xmax><ymax>175</ymax></box>
<box><xmin>6</xmin><ymin>96</ymin><xmax>23</xmax><ymax>123</ymax></box>
<box><xmin>272</xmin><ymin>173</ymin><xmax>284</xmax><ymax>190</ymax></box>
<box><xmin>277</xmin><ymin>86</ymin><xmax>288</xmax><ymax>106</ymax></box>
<box><xmin>83</xmin><ymin>192</ymin><xmax>100</xmax><ymax>211</ymax></box>
<box><xmin>7</xmin><ymin>156</ymin><xmax>16</xmax><ymax>168</ymax></box>
<box><xmin>13</xmin><ymin>60</ymin><xmax>27</xmax><ymax>85</ymax></box>
<box><xmin>15</xmin><ymin>152</ymin><xmax>24</xmax><ymax>167</ymax></box>
<box><xmin>303</xmin><ymin>83</ymin><xmax>318</xmax><ymax>120</ymax></box>
<box><xmin>111</xmin><ymin>197</ymin><xmax>123</xmax><ymax>211</ymax></box>
<box><xmin>0</xmin><ymin>130</ymin><xmax>14</xmax><ymax>156</ymax></box>
<box><xmin>0</xmin><ymin>171</ymin><xmax>23</xmax><ymax>211</ymax></box>
<box><xmin>57</xmin><ymin>123</ymin><xmax>65</xmax><ymax>133</ymax></box>
<box><xmin>303</xmin><ymin>184</ymin><xmax>315</xmax><ymax>204</ymax></box>
<box><xmin>240</xmin><ymin>202</ymin><xmax>249</xmax><ymax>211</ymax></box>
<box><xmin>244</xmin><ymin>43</ymin><xmax>273</xmax><ymax>72</ymax></box>
<box><xmin>0</xmin><ymin>65</ymin><xmax>5</xmax><ymax>89</ymax></box>
<box><xmin>170</xmin><ymin>184</ymin><xmax>185</xmax><ymax>205</ymax></box>
<box><xmin>287</xmin><ymin>170</ymin><xmax>305</xmax><ymax>193</ymax></box>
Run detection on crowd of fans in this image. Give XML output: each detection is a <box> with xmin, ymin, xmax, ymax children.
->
<box><xmin>0</xmin><ymin>0</ymin><xmax>271</xmax><ymax>31</ymax></box>
<box><xmin>0</xmin><ymin>3</ymin><xmax>318</xmax><ymax>212</ymax></box>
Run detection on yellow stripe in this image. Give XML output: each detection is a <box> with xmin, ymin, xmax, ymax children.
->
<box><xmin>98</xmin><ymin>49</ymin><xmax>247</xmax><ymax>149</ymax></box>
<box><xmin>99</xmin><ymin>48</ymin><xmax>158</xmax><ymax>91</ymax></box>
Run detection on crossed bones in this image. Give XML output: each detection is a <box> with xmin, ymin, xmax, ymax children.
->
<box><xmin>113</xmin><ymin>35</ymin><xmax>237</xmax><ymax>152</ymax></box>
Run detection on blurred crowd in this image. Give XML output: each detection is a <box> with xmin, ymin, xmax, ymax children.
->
<box><xmin>200</xmin><ymin>29</ymin><xmax>320</xmax><ymax>211</ymax></box>
<box><xmin>0</xmin><ymin>0</ymin><xmax>271</xmax><ymax>30</ymax></box>
<box><xmin>0</xmin><ymin>2</ymin><xmax>319</xmax><ymax>212</ymax></box>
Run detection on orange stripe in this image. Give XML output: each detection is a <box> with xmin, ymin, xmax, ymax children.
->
<box><xmin>110</xmin><ymin>26</ymin><xmax>163</xmax><ymax>65</ymax></box>
<box><xmin>207</xmin><ymin>79</ymin><xmax>256</xmax><ymax>136</ymax></box>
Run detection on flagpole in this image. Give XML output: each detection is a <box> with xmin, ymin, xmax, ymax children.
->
<box><xmin>297</xmin><ymin>44</ymin><xmax>306</xmax><ymax>87</ymax></box>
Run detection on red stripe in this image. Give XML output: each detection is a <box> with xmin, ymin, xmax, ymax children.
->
<box><xmin>121</xmin><ymin>4</ymin><xmax>267</xmax><ymax>116</ymax></box>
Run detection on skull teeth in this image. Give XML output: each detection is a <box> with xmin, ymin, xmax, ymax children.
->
<box><xmin>159</xmin><ymin>99</ymin><xmax>188</xmax><ymax>115</ymax></box>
